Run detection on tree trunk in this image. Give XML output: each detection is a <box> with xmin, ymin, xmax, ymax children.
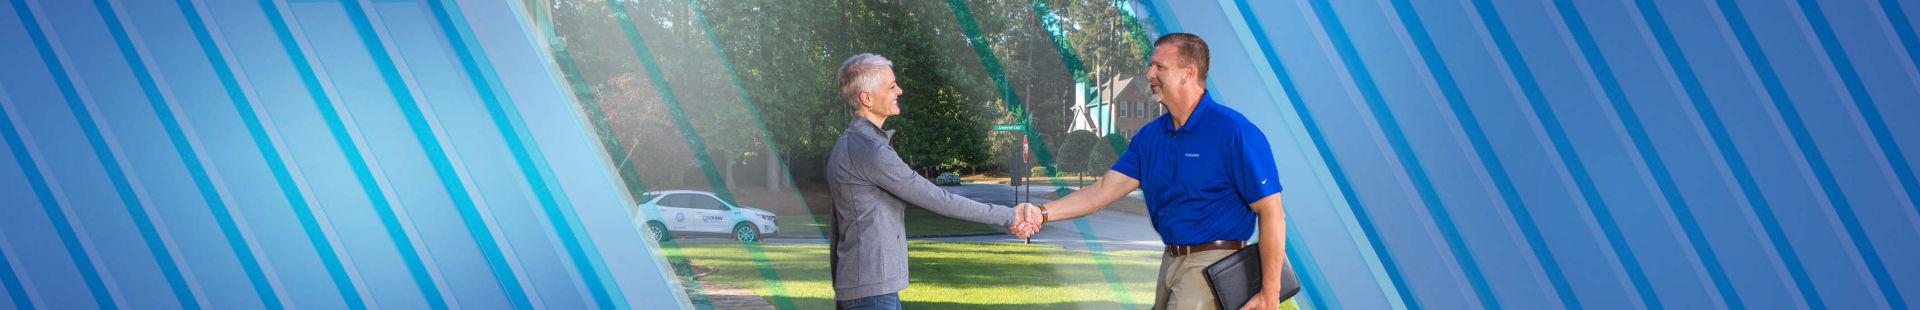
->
<box><xmin>723</xmin><ymin>152</ymin><xmax>737</xmax><ymax>192</ymax></box>
<box><xmin>766</xmin><ymin>149</ymin><xmax>780</xmax><ymax>192</ymax></box>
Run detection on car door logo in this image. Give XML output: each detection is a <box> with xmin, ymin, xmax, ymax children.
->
<box><xmin>676</xmin><ymin>213</ymin><xmax>687</xmax><ymax>222</ymax></box>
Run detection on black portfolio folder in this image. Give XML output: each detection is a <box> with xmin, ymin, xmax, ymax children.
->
<box><xmin>1202</xmin><ymin>243</ymin><xmax>1300</xmax><ymax>309</ymax></box>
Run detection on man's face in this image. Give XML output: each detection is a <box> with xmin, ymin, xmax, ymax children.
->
<box><xmin>864</xmin><ymin>68</ymin><xmax>904</xmax><ymax>117</ymax></box>
<box><xmin>1146</xmin><ymin>46</ymin><xmax>1193</xmax><ymax>105</ymax></box>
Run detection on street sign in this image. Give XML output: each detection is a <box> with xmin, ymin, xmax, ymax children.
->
<box><xmin>992</xmin><ymin>124</ymin><xmax>1026</xmax><ymax>131</ymax></box>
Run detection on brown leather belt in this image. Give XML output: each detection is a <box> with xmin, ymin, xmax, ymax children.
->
<box><xmin>1166</xmin><ymin>240</ymin><xmax>1246</xmax><ymax>258</ymax></box>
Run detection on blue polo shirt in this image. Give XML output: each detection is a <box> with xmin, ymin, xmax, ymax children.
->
<box><xmin>1111</xmin><ymin>91</ymin><xmax>1284</xmax><ymax>246</ymax></box>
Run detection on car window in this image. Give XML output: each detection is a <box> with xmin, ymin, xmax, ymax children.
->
<box><xmin>657</xmin><ymin>194</ymin><xmax>691</xmax><ymax>208</ymax></box>
<box><xmin>690</xmin><ymin>195</ymin><xmax>730</xmax><ymax>211</ymax></box>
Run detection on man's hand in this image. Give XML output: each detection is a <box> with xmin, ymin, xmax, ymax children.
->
<box><xmin>1010</xmin><ymin>203</ymin><xmax>1044</xmax><ymax>238</ymax></box>
<box><xmin>1239</xmin><ymin>290</ymin><xmax>1281</xmax><ymax>310</ymax></box>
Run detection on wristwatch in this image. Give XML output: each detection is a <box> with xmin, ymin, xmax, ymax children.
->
<box><xmin>1036</xmin><ymin>203</ymin><xmax>1050</xmax><ymax>222</ymax></box>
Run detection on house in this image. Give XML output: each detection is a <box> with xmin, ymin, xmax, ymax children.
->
<box><xmin>1068</xmin><ymin>73</ymin><xmax>1159</xmax><ymax>139</ymax></box>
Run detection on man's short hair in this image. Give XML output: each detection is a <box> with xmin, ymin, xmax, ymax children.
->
<box><xmin>838</xmin><ymin>53</ymin><xmax>894</xmax><ymax>113</ymax></box>
<box><xmin>1154</xmin><ymin>33</ymin><xmax>1209</xmax><ymax>82</ymax></box>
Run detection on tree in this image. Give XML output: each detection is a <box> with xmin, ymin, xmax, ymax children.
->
<box><xmin>1090</xmin><ymin>132</ymin><xmax>1128</xmax><ymax>175</ymax></box>
<box><xmin>1057</xmin><ymin>130</ymin><xmax>1101</xmax><ymax>176</ymax></box>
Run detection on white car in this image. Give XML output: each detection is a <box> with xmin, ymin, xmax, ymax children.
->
<box><xmin>630</xmin><ymin>190</ymin><xmax>779</xmax><ymax>242</ymax></box>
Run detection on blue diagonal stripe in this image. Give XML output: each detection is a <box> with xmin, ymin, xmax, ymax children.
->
<box><xmin>0</xmin><ymin>235</ymin><xmax>28</xmax><ymax>310</ymax></box>
<box><xmin>173</xmin><ymin>0</ymin><xmax>330</xmax><ymax>307</ymax></box>
<box><xmin>1468</xmin><ymin>0</ymin><xmax>1661</xmax><ymax>307</ymax></box>
<box><xmin>1629</xmin><ymin>0</ymin><xmax>1823</xmax><ymax>307</ymax></box>
<box><xmin>1384</xmin><ymin>0</ymin><xmax>1582</xmax><ymax>307</ymax></box>
<box><xmin>331</xmin><ymin>0</ymin><xmax>533</xmax><ymax>307</ymax></box>
<box><xmin>1303</xmin><ymin>0</ymin><xmax>1502</xmax><ymax>307</ymax></box>
<box><xmin>419</xmin><ymin>0</ymin><xmax>623</xmax><ymax>308</ymax></box>
<box><xmin>13</xmin><ymin>0</ymin><xmax>194</xmax><ymax>308</ymax></box>
<box><xmin>1549</xmin><ymin>0</ymin><xmax>1742</xmax><ymax>308</ymax></box>
<box><xmin>1789</xmin><ymin>0</ymin><xmax>1909</xmax><ymax>307</ymax></box>
<box><xmin>1224</xmin><ymin>1</ymin><xmax>1375</xmax><ymax>308</ymax></box>
<box><xmin>255</xmin><ymin>0</ymin><xmax>418</xmax><ymax>307</ymax></box>
<box><xmin>97</xmin><ymin>0</ymin><xmax>292</xmax><ymax>307</ymax></box>
<box><xmin>1709</xmin><ymin>0</ymin><xmax>1865</xmax><ymax>307</ymax></box>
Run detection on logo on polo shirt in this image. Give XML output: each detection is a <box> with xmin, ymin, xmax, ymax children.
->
<box><xmin>1184</xmin><ymin>153</ymin><xmax>1200</xmax><ymax>158</ymax></box>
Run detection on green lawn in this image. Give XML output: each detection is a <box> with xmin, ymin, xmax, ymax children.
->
<box><xmin>775</xmin><ymin>208</ymin><xmax>1004</xmax><ymax>238</ymax></box>
<box><xmin>675</xmin><ymin>241</ymin><xmax>1162</xmax><ymax>309</ymax></box>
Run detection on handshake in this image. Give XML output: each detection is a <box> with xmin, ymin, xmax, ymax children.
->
<box><xmin>1009</xmin><ymin>203</ymin><xmax>1047</xmax><ymax>239</ymax></box>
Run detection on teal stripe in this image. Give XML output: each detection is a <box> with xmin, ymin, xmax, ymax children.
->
<box><xmin>681</xmin><ymin>1</ymin><xmax>805</xmax><ymax>308</ymax></box>
<box><xmin>331</xmin><ymin>0</ymin><xmax>533</xmax><ymax>307</ymax></box>
<box><xmin>529</xmin><ymin>3</ymin><xmax>712</xmax><ymax>308</ymax></box>
<box><xmin>1015</xmin><ymin>0</ymin><xmax>1138</xmax><ymax>306</ymax></box>
<box><xmin>1220</xmin><ymin>1</ymin><xmax>1350</xmax><ymax>308</ymax></box>
<box><xmin>417</xmin><ymin>0</ymin><xmax>624</xmax><ymax>308</ymax></box>
<box><xmin>1304</xmin><ymin>0</ymin><xmax>1502</xmax><ymax>307</ymax></box>
<box><xmin>173</xmin><ymin>0</ymin><xmax>301</xmax><ymax>307</ymax></box>
<box><xmin>93</xmin><ymin>0</ymin><xmax>217</xmax><ymax>306</ymax></box>
<box><xmin>99</xmin><ymin>0</ymin><xmax>300</xmax><ymax>307</ymax></box>
<box><xmin>255</xmin><ymin>0</ymin><xmax>416</xmax><ymax>307</ymax></box>
<box><xmin>945</xmin><ymin>0</ymin><xmax>1135</xmax><ymax>307</ymax></box>
<box><xmin>600</xmin><ymin>0</ymin><xmax>733</xmax><ymax>203</ymax></box>
<box><xmin>600</xmin><ymin>0</ymin><xmax>785</xmax><ymax>308</ymax></box>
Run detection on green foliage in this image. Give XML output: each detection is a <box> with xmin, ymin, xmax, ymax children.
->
<box><xmin>1056</xmin><ymin>130</ymin><xmax>1101</xmax><ymax>175</ymax></box>
<box><xmin>541</xmin><ymin>0</ymin><xmax>1153</xmax><ymax>184</ymax></box>
<box><xmin>1090</xmin><ymin>132</ymin><xmax>1128</xmax><ymax>175</ymax></box>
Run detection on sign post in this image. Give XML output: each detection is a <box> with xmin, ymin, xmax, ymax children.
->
<box><xmin>993</xmin><ymin>124</ymin><xmax>1029</xmax><ymax>244</ymax></box>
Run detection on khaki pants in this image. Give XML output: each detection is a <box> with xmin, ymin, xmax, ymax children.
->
<box><xmin>1155</xmin><ymin>249</ymin><xmax>1234</xmax><ymax>310</ymax></box>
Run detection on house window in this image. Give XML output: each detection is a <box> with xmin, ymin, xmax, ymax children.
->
<box><xmin>1118</xmin><ymin>101</ymin><xmax>1128</xmax><ymax>118</ymax></box>
<box><xmin>1134</xmin><ymin>102</ymin><xmax>1145</xmax><ymax>118</ymax></box>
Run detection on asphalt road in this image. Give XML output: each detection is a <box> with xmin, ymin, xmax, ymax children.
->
<box><xmin>688</xmin><ymin>183</ymin><xmax>1166</xmax><ymax>252</ymax></box>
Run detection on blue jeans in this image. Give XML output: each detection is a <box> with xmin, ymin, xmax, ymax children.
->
<box><xmin>837</xmin><ymin>292</ymin><xmax>901</xmax><ymax>310</ymax></box>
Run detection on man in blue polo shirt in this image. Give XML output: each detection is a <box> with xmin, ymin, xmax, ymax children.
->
<box><xmin>1027</xmin><ymin>33</ymin><xmax>1286</xmax><ymax>310</ymax></box>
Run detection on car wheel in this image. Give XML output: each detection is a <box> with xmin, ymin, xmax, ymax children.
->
<box><xmin>645</xmin><ymin>221</ymin><xmax>672</xmax><ymax>242</ymax></box>
<box><xmin>733</xmin><ymin>223</ymin><xmax>760</xmax><ymax>242</ymax></box>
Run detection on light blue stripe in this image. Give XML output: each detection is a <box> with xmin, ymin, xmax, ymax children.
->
<box><xmin>1221</xmin><ymin>1</ymin><xmax>1365</xmax><ymax>308</ymax></box>
<box><xmin>417</xmin><ymin>0</ymin><xmax>621</xmax><ymax>308</ymax></box>
<box><xmin>1548</xmin><ymin>0</ymin><xmax>1739</xmax><ymax>308</ymax></box>
<box><xmin>1883</xmin><ymin>0</ymin><xmax>1920</xmax><ymax>118</ymax></box>
<box><xmin>1283</xmin><ymin>227</ymin><xmax>1333</xmax><ymax>310</ymax></box>
<box><xmin>330</xmin><ymin>0</ymin><xmax>532</xmax><ymax>307</ymax></box>
<box><xmin>1629</xmin><ymin>0</ymin><xmax>1822</xmax><ymax>307</ymax></box>
<box><xmin>1303</xmin><ymin>0</ymin><xmax>1501</xmax><ymax>307</ymax></box>
<box><xmin>1188</xmin><ymin>0</ymin><xmax>1424</xmax><ymax>308</ymax></box>
<box><xmin>0</xmin><ymin>235</ymin><xmax>28</xmax><ymax>310</ymax></box>
<box><xmin>1382</xmin><ymin>0</ymin><xmax>1580</xmax><ymax>307</ymax></box>
<box><xmin>0</xmin><ymin>101</ymin><xmax>81</xmax><ymax>310</ymax></box>
<box><xmin>97</xmin><ymin>0</ymin><xmax>291</xmax><ymax>307</ymax></box>
<box><xmin>1788</xmin><ymin>0</ymin><xmax>1908</xmax><ymax>307</ymax></box>
<box><xmin>1468</xmin><ymin>0</ymin><xmax>1659</xmax><ymax>307</ymax></box>
<box><xmin>174</xmin><ymin>0</ymin><xmax>315</xmax><ymax>306</ymax></box>
<box><xmin>13</xmin><ymin>1</ymin><xmax>178</xmax><ymax>308</ymax></box>
<box><xmin>254</xmin><ymin>0</ymin><xmax>409</xmax><ymax>307</ymax></box>
<box><xmin>1709</xmin><ymin>0</ymin><xmax>1866</xmax><ymax>307</ymax></box>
